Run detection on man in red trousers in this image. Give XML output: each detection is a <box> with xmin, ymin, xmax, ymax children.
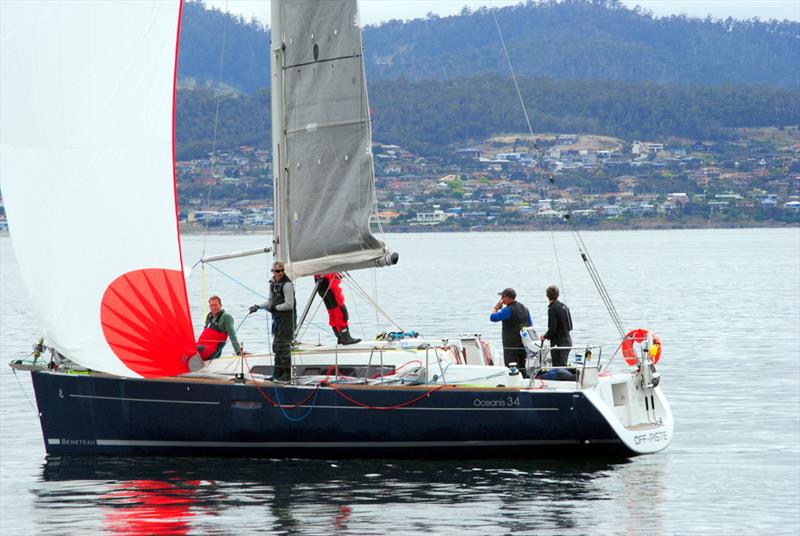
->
<box><xmin>314</xmin><ymin>273</ymin><xmax>360</xmax><ymax>345</ymax></box>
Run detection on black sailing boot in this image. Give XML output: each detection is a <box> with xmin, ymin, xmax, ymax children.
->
<box><xmin>337</xmin><ymin>327</ymin><xmax>361</xmax><ymax>345</ymax></box>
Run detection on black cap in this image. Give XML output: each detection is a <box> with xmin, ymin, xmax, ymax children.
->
<box><xmin>498</xmin><ymin>288</ymin><xmax>516</xmax><ymax>299</ymax></box>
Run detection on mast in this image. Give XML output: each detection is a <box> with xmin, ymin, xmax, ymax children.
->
<box><xmin>270</xmin><ymin>0</ymin><xmax>287</xmax><ymax>265</ymax></box>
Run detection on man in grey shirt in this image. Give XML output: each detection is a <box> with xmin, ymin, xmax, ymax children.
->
<box><xmin>250</xmin><ymin>261</ymin><xmax>296</xmax><ymax>381</ymax></box>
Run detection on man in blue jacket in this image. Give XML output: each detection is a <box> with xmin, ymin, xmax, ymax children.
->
<box><xmin>490</xmin><ymin>288</ymin><xmax>532</xmax><ymax>372</ymax></box>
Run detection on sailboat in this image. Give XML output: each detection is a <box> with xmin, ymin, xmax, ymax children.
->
<box><xmin>1</xmin><ymin>0</ymin><xmax>672</xmax><ymax>457</ymax></box>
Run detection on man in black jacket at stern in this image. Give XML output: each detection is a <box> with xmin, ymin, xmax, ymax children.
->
<box><xmin>540</xmin><ymin>285</ymin><xmax>573</xmax><ymax>367</ymax></box>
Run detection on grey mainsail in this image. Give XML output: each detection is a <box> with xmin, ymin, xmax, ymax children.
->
<box><xmin>271</xmin><ymin>0</ymin><xmax>396</xmax><ymax>279</ymax></box>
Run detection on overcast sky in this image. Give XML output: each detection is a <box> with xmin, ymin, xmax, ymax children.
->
<box><xmin>203</xmin><ymin>0</ymin><xmax>800</xmax><ymax>26</ymax></box>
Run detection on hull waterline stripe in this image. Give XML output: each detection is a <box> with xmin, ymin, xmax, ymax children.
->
<box><xmin>44</xmin><ymin>438</ymin><xmax>621</xmax><ymax>448</ymax></box>
<box><xmin>68</xmin><ymin>394</ymin><xmax>220</xmax><ymax>405</ymax></box>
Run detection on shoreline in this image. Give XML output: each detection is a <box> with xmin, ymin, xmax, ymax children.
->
<box><xmin>173</xmin><ymin>220</ymin><xmax>798</xmax><ymax>235</ymax></box>
<box><xmin>1</xmin><ymin>221</ymin><xmax>796</xmax><ymax>238</ymax></box>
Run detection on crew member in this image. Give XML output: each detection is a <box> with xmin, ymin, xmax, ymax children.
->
<box><xmin>490</xmin><ymin>288</ymin><xmax>533</xmax><ymax>372</ymax></box>
<box><xmin>197</xmin><ymin>295</ymin><xmax>242</xmax><ymax>361</ymax></box>
<box><xmin>250</xmin><ymin>261</ymin><xmax>296</xmax><ymax>382</ymax></box>
<box><xmin>539</xmin><ymin>285</ymin><xmax>573</xmax><ymax>367</ymax></box>
<box><xmin>314</xmin><ymin>272</ymin><xmax>360</xmax><ymax>345</ymax></box>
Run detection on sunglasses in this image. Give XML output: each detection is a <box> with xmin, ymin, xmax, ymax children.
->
<box><xmin>272</xmin><ymin>269</ymin><xmax>284</xmax><ymax>273</ymax></box>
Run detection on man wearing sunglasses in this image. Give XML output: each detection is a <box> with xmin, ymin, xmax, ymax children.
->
<box><xmin>249</xmin><ymin>261</ymin><xmax>296</xmax><ymax>382</ymax></box>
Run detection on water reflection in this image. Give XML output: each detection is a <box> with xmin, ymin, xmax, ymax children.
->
<box><xmin>32</xmin><ymin>455</ymin><xmax>673</xmax><ymax>534</ymax></box>
<box><xmin>102</xmin><ymin>479</ymin><xmax>201</xmax><ymax>535</ymax></box>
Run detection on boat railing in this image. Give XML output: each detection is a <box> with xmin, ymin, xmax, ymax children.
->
<box><xmin>364</xmin><ymin>344</ymin><xmax>386</xmax><ymax>384</ymax></box>
<box><xmin>528</xmin><ymin>344</ymin><xmax>604</xmax><ymax>389</ymax></box>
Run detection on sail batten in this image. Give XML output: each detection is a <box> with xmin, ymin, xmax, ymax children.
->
<box><xmin>272</xmin><ymin>0</ymin><xmax>394</xmax><ymax>279</ymax></box>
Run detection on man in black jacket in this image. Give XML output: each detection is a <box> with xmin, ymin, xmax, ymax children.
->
<box><xmin>540</xmin><ymin>285</ymin><xmax>573</xmax><ymax>366</ymax></box>
<box><xmin>250</xmin><ymin>261</ymin><xmax>295</xmax><ymax>382</ymax></box>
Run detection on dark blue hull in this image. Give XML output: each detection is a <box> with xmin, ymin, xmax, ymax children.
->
<box><xmin>31</xmin><ymin>371</ymin><xmax>633</xmax><ymax>458</ymax></box>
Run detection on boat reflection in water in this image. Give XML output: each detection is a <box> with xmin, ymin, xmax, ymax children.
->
<box><xmin>102</xmin><ymin>479</ymin><xmax>201</xmax><ymax>535</ymax></box>
<box><xmin>37</xmin><ymin>455</ymin><xmax>667</xmax><ymax>534</ymax></box>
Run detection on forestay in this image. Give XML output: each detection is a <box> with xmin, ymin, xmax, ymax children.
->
<box><xmin>272</xmin><ymin>0</ymin><xmax>395</xmax><ymax>278</ymax></box>
<box><xmin>0</xmin><ymin>1</ymin><xmax>195</xmax><ymax>378</ymax></box>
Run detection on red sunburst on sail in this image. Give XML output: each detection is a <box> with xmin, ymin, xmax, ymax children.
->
<box><xmin>100</xmin><ymin>268</ymin><xmax>196</xmax><ymax>377</ymax></box>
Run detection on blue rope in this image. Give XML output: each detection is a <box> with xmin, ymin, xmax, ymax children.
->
<box><xmin>204</xmin><ymin>262</ymin><xmax>267</xmax><ymax>299</ymax></box>
<box><xmin>237</xmin><ymin>313</ymin><xmax>319</xmax><ymax>422</ymax></box>
<box><xmin>273</xmin><ymin>384</ymin><xmax>320</xmax><ymax>422</ymax></box>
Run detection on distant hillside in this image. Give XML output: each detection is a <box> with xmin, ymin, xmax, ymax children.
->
<box><xmin>363</xmin><ymin>1</ymin><xmax>800</xmax><ymax>87</ymax></box>
<box><xmin>178</xmin><ymin>0</ymin><xmax>800</xmax><ymax>92</ymax></box>
<box><xmin>178</xmin><ymin>1</ymin><xmax>269</xmax><ymax>92</ymax></box>
<box><xmin>368</xmin><ymin>77</ymin><xmax>800</xmax><ymax>154</ymax></box>
<box><xmin>175</xmin><ymin>78</ymin><xmax>800</xmax><ymax>158</ymax></box>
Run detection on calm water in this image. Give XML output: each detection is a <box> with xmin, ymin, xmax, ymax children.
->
<box><xmin>2</xmin><ymin>229</ymin><xmax>799</xmax><ymax>535</ymax></box>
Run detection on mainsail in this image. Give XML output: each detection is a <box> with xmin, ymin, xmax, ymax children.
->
<box><xmin>0</xmin><ymin>1</ymin><xmax>194</xmax><ymax>378</ymax></box>
<box><xmin>271</xmin><ymin>0</ymin><xmax>396</xmax><ymax>279</ymax></box>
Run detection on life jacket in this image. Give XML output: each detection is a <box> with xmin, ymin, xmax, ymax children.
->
<box><xmin>501</xmin><ymin>301</ymin><xmax>530</xmax><ymax>352</ymax></box>
<box><xmin>269</xmin><ymin>275</ymin><xmax>296</xmax><ymax>327</ymax></box>
<box><xmin>197</xmin><ymin>311</ymin><xmax>229</xmax><ymax>360</ymax></box>
<box><xmin>269</xmin><ymin>276</ymin><xmax>290</xmax><ymax>310</ymax></box>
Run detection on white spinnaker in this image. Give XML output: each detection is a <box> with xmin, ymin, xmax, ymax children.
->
<box><xmin>0</xmin><ymin>1</ymin><xmax>186</xmax><ymax>377</ymax></box>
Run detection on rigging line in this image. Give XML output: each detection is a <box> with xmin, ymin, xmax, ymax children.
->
<box><xmin>198</xmin><ymin>1</ymin><xmax>231</xmax><ymax>322</ymax></box>
<box><xmin>297</xmin><ymin>298</ymin><xmax>328</xmax><ymax>342</ymax></box>
<box><xmin>601</xmin><ymin>340</ymin><xmax>626</xmax><ymax>373</ymax></box>
<box><xmin>209</xmin><ymin>0</ymin><xmax>229</xmax><ymax>158</ymax></box>
<box><xmin>372</xmin><ymin>268</ymin><xmax>379</xmax><ymax>334</ymax></box>
<box><xmin>492</xmin><ymin>12</ymin><xmax>535</xmax><ymax>143</ymax></box>
<box><xmin>492</xmin><ymin>12</ymin><xmax>565</xmax><ymax>297</ymax></box>
<box><xmin>567</xmin><ymin>227</ymin><xmax>626</xmax><ymax>337</ymax></box>
<box><xmin>573</xmin><ymin>230</ymin><xmax>624</xmax><ymax>332</ymax></box>
<box><xmin>341</xmin><ymin>272</ymin><xmax>404</xmax><ymax>332</ymax></box>
<box><xmin>497</xmin><ymin>0</ymin><xmax>623</xmax><ymax>339</ymax></box>
<box><xmin>344</xmin><ymin>273</ymin><xmax>367</xmax><ymax>341</ymax></box>
<box><xmin>293</xmin><ymin>278</ymin><xmax>352</xmax><ymax>342</ymax></box>
<box><xmin>297</xmin><ymin>283</ymin><xmax>329</xmax><ymax>342</ymax></box>
<box><xmin>341</xmin><ymin>274</ymin><xmax>372</xmax><ymax>338</ymax></box>
<box><xmin>204</xmin><ymin>261</ymin><xmax>267</xmax><ymax>300</ymax></box>
<box><xmin>12</xmin><ymin>368</ymin><xmax>38</xmax><ymax>415</ymax></box>
<box><xmin>266</xmin><ymin>309</ymin><xmax>273</xmax><ymax>363</ymax></box>
<box><xmin>201</xmin><ymin>263</ymin><xmax>208</xmax><ymax>319</ymax></box>
<box><xmin>550</xmin><ymin>228</ymin><xmax>567</xmax><ymax>304</ymax></box>
<box><xmin>575</xmin><ymin>243</ymin><xmax>621</xmax><ymax>333</ymax></box>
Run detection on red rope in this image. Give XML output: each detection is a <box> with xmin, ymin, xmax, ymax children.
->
<box><xmin>367</xmin><ymin>359</ymin><xmax>422</xmax><ymax>379</ymax></box>
<box><xmin>244</xmin><ymin>356</ymin><xmax>319</xmax><ymax>409</ymax></box>
<box><xmin>242</xmin><ymin>356</ymin><xmax>453</xmax><ymax>411</ymax></box>
<box><xmin>529</xmin><ymin>378</ymin><xmax>547</xmax><ymax>389</ymax></box>
<box><xmin>329</xmin><ymin>383</ymin><xmax>453</xmax><ymax>411</ymax></box>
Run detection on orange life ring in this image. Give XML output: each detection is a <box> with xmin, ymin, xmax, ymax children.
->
<box><xmin>621</xmin><ymin>329</ymin><xmax>662</xmax><ymax>366</ymax></box>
